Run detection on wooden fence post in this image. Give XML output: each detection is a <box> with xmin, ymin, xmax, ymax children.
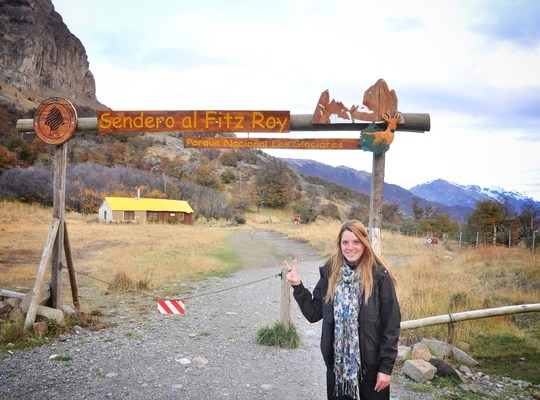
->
<box><xmin>280</xmin><ymin>266</ymin><xmax>291</xmax><ymax>329</ymax></box>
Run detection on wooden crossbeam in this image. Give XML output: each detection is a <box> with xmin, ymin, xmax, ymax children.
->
<box><xmin>16</xmin><ymin>113</ymin><xmax>430</xmax><ymax>134</ymax></box>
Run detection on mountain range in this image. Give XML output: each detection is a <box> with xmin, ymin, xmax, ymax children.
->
<box><xmin>281</xmin><ymin>158</ymin><xmax>540</xmax><ymax>222</ymax></box>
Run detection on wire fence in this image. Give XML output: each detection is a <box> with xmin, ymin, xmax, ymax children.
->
<box><xmin>387</xmin><ymin>227</ymin><xmax>539</xmax><ymax>253</ymax></box>
<box><xmin>73</xmin><ymin>267</ymin><xmax>282</xmax><ymax>302</ymax></box>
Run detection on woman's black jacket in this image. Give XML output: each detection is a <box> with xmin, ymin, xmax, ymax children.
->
<box><xmin>292</xmin><ymin>262</ymin><xmax>401</xmax><ymax>376</ymax></box>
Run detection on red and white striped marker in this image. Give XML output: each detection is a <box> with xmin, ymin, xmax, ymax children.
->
<box><xmin>157</xmin><ymin>299</ymin><xmax>185</xmax><ymax>315</ymax></box>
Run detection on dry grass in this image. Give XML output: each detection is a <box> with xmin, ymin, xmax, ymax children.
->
<box><xmin>247</xmin><ymin>209</ymin><xmax>540</xmax><ymax>347</ymax></box>
<box><xmin>2</xmin><ymin>202</ymin><xmax>539</xmax><ymax>347</ymax></box>
<box><xmin>246</xmin><ymin>208</ymin><xmax>429</xmax><ymax>258</ymax></box>
<box><xmin>2</xmin><ymin>202</ymin><xmax>538</xmax><ymax>381</ymax></box>
<box><xmin>0</xmin><ymin>201</ymin><xmax>54</xmax><ymax>290</ymax></box>
<box><xmin>0</xmin><ymin>201</ymin><xmax>238</xmax><ymax>308</ymax></box>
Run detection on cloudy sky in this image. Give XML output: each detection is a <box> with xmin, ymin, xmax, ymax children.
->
<box><xmin>52</xmin><ymin>0</ymin><xmax>540</xmax><ymax>201</ymax></box>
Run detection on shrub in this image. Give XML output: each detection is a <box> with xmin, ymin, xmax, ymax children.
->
<box><xmin>108</xmin><ymin>271</ymin><xmax>135</xmax><ymax>293</ymax></box>
<box><xmin>256</xmin><ymin>322</ymin><xmax>301</xmax><ymax>348</ymax></box>
<box><xmin>233</xmin><ymin>214</ymin><xmax>246</xmax><ymax>225</ymax></box>
<box><xmin>292</xmin><ymin>200</ymin><xmax>320</xmax><ymax>223</ymax></box>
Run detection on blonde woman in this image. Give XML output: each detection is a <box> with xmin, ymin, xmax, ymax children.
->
<box><xmin>286</xmin><ymin>220</ymin><xmax>401</xmax><ymax>400</ymax></box>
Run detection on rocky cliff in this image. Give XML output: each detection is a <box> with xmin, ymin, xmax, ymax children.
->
<box><xmin>0</xmin><ymin>0</ymin><xmax>107</xmax><ymax>133</ymax></box>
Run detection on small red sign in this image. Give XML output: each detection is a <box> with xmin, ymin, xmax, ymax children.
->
<box><xmin>157</xmin><ymin>299</ymin><xmax>185</xmax><ymax>315</ymax></box>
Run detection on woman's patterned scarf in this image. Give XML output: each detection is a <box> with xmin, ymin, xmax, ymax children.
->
<box><xmin>333</xmin><ymin>263</ymin><xmax>361</xmax><ymax>399</ymax></box>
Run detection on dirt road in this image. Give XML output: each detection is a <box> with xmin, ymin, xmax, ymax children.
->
<box><xmin>2</xmin><ymin>228</ymin><xmax>523</xmax><ymax>399</ymax></box>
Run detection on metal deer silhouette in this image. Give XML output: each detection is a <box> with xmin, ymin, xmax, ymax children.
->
<box><xmin>312</xmin><ymin>79</ymin><xmax>402</xmax><ymax>150</ymax></box>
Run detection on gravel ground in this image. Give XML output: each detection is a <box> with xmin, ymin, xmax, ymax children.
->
<box><xmin>1</xmin><ymin>229</ymin><xmax>537</xmax><ymax>399</ymax></box>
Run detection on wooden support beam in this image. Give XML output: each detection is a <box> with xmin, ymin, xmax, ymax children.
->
<box><xmin>16</xmin><ymin>117</ymin><xmax>98</xmax><ymax>132</ymax></box>
<box><xmin>15</xmin><ymin>113</ymin><xmax>431</xmax><ymax>133</ymax></box>
<box><xmin>401</xmin><ymin>303</ymin><xmax>540</xmax><ymax>330</ymax></box>
<box><xmin>20</xmin><ymin>282</ymin><xmax>50</xmax><ymax>313</ymax></box>
<box><xmin>0</xmin><ymin>289</ymin><xmax>25</xmax><ymax>299</ymax></box>
<box><xmin>64</xmin><ymin>221</ymin><xmax>80</xmax><ymax>310</ymax></box>
<box><xmin>51</xmin><ymin>143</ymin><xmax>67</xmax><ymax>309</ymax></box>
<box><xmin>369</xmin><ymin>153</ymin><xmax>385</xmax><ymax>254</ymax></box>
<box><xmin>24</xmin><ymin>218</ymin><xmax>60</xmax><ymax>331</ymax></box>
<box><xmin>290</xmin><ymin>113</ymin><xmax>430</xmax><ymax>132</ymax></box>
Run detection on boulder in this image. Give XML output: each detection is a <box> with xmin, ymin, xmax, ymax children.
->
<box><xmin>36</xmin><ymin>305</ymin><xmax>65</xmax><ymax>325</ymax></box>
<box><xmin>421</xmin><ymin>338</ymin><xmax>452</xmax><ymax>359</ymax></box>
<box><xmin>20</xmin><ymin>283</ymin><xmax>51</xmax><ymax>313</ymax></box>
<box><xmin>421</xmin><ymin>338</ymin><xmax>478</xmax><ymax>367</ymax></box>
<box><xmin>429</xmin><ymin>357</ymin><xmax>465</xmax><ymax>382</ymax></box>
<box><xmin>411</xmin><ymin>342</ymin><xmax>431</xmax><ymax>361</ymax></box>
<box><xmin>0</xmin><ymin>301</ymin><xmax>12</xmax><ymax>319</ymax></box>
<box><xmin>7</xmin><ymin>306</ymin><xmax>23</xmax><ymax>321</ymax></box>
<box><xmin>62</xmin><ymin>304</ymin><xmax>76</xmax><ymax>315</ymax></box>
<box><xmin>450</xmin><ymin>346</ymin><xmax>479</xmax><ymax>367</ymax></box>
<box><xmin>397</xmin><ymin>345</ymin><xmax>411</xmax><ymax>360</ymax></box>
<box><xmin>402</xmin><ymin>359</ymin><xmax>437</xmax><ymax>383</ymax></box>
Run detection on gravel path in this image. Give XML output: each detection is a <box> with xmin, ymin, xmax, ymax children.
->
<box><xmin>1</xmin><ymin>229</ymin><xmax>536</xmax><ymax>399</ymax></box>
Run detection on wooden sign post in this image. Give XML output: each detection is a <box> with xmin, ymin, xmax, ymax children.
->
<box><xmin>23</xmin><ymin>97</ymin><xmax>79</xmax><ymax>330</ymax></box>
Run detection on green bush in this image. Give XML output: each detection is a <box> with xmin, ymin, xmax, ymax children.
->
<box><xmin>291</xmin><ymin>200</ymin><xmax>320</xmax><ymax>223</ymax></box>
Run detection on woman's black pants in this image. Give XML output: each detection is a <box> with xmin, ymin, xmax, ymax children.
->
<box><xmin>326</xmin><ymin>368</ymin><xmax>390</xmax><ymax>400</ymax></box>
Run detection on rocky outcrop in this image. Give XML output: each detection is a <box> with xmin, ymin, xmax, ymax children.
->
<box><xmin>397</xmin><ymin>339</ymin><xmax>539</xmax><ymax>398</ymax></box>
<box><xmin>0</xmin><ymin>0</ymin><xmax>107</xmax><ymax>131</ymax></box>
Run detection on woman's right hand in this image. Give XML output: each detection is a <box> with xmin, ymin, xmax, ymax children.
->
<box><xmin>284</xmin><ymin>258</ymin><xmax>301</xmax><ymax>286</ymax></box>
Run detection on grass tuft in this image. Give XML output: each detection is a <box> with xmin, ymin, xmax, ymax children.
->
<box><xmin>256</xmin><ymin>322</ymin><xmax>301</xmax><ymax>348</ymax></box>
<box><xmin>0</xmin><ymin>310</ymin><xmax>109</xmax><ymax>352</ymax></box>
<box><xmin>108</xmin><ymin>271</ymin><xmax>135</xmax><ymax>293</ymax></box>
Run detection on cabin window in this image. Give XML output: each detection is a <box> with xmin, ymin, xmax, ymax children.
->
<box><xmin>124</xmin><ymin>211</ymin><xmax>135</xmax><ymax>221</ymax></box>
<box><xmin>147</xmin><ymin>211</ymin><xmax>159</xmax><ymax>221</ymax></box>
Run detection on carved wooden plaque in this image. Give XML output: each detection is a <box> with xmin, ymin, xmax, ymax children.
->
<box><xmin>34</xmin><ymin>97</ymin><xmax>78</xmax><ymax>144</ymax></box>
<box><xmin>98</xmin><ymin>110</ymin><xmax>290</xmax><ymax>133</ymax></box>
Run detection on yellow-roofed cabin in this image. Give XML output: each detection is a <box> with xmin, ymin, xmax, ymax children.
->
<box><xmin>98</xmin><ymin>197</ymin><xmax>194</xmax><ymax>224</ymax></box>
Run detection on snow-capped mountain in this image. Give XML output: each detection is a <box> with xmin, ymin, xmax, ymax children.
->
<box><xmin>409</xmin><ymin>179</ymin><xmax>539</xmax><ymax>212</ymax></box>
<box><xmin>281</xmin><ymin>158</ymin><xmax>539</xmax><ymax>221</ymax></box>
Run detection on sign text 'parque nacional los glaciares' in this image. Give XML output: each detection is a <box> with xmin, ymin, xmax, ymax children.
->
<box><xmin>97</xmin><ymin>110</ymin><xmax>290</xmax><ymax>133</ymax></box>
<box><xmin>183</xmin><ymin>137</ymin><xmax>361</xmax><ymax>150</ymax></box>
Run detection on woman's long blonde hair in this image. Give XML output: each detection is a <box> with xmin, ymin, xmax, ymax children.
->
<box><xmin>325</xmin><ymin>220</ymin><xmax>397</xmax><ymax>303</ymax></box>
